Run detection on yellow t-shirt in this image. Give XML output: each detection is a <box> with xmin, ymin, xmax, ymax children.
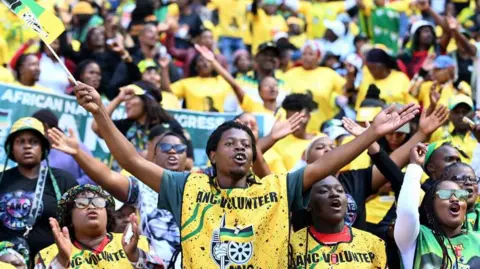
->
<box><xmin>9</xmin><ymin>81</ymin><xmax>54</xmax><ymax>93</ymax></box>
<box><xmin>418</xmin><ymin>81</ymin><xmax>472</xmax><ymax>108</ymax></box>
<box><xmin>241</xmin><ymin>94</ymin><xmax>286</xmax><ymax>119</ymax></box>
<box><xmin>248</xmin><ymin>9</ymin><xmax>288</xmax><ymax>55</ymax></box>
<box><xmin>263</xmin><ymin>148</ymin><xmax>288</xmax><ymax>175</ymax></box>
<box><xmin>429</xmin><ymin>124</ymin><xmax>477</xmax><ymax>163</ymax></box>
<box><xmin>290</xmin><ymin>226</ymin><xmax>387</xmax><ymax>268</ymax></box>
<box><xmin>269</xmin><ymin>134</ymin><xmax>314</xmax><ymax>171</ymax></box>
<box><xmin>0</xmin><ymin>66</ymin><xmax>15</xmax><ymax>83</ymax></box>
<box><xmin>208</xmin><ymin>0</ymin><xmax>250</xmax><ymax>39</ymax></box>
<box><xmin>339</xmin><ymin>135</ymin><xmax>371</xmax><ymax>171</ymax></box>
<box><xmin>285</xmin><ymin>66</ymin><xmax>346</xmax><ymax>133</ymax></box>
<box><xmin>298</xmin><ymin>0</ymin><xmax>345</xmax><ymax>40</ymax></box>
<box><xmin>356</xmin><ymin>69</ymin><xmax>413</xmax><ymax>110</ymax></box>
<box><xmin>0</xmin><ymin>262</ymin><xmax>15</xmax><ymax>269</ymax></box>
<box><xmin>170</xmin><ymin>76</ymin><xmax>232</xmax><ymax>112</ymax></box>
<box><xmin>0</xmin><ymin>36</ymin><xmax>8</xmax><ymax>66</ymax></box>
<box><xmin>161</xmin><ymin>91</ymin><xmax>181</xmax><ymax>109</ymax></box>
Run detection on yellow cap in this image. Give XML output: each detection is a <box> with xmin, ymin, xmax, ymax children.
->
<box><xmin>72</xmin><ymin>2</ymin><xmax>94</xmax><ymax>15</ymax></box>
<box><xmin>137</xmin><ymin>59</ymin><xmax>157</xmax><ymax>74</ymax></box>
<box><xmin>5</xmin><ymin>117</ymin><xmax>50</xmax><ymax>160</ymax></box>
<box><xmin>287</xmin><ymin>17</ymin><xmax>305</xmax><ymax>28</ymax></box>
<box><xmin>356</xmin><ymin>107</ymin><xmax>382</xmax><ymax>122</ymax></box>
<box><xmin>121</xmin><ymin>84</ymin><xmax>146</xmax><ymax>96</ymax></box>
<box><xmin>448</xmin><ymin>94</ymin><xmax>473</xmax><ymax>110</ymax></box>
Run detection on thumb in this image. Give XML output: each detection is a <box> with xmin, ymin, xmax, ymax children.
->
<box><xmin>365</xmin><ymin>121</ymin><xmax>370</xmax><ymax>128</ymax></box>
<box><xmin>67</xmin><ymin>128</ymin><xmax>76</xmax><ymax>139</ymax></box>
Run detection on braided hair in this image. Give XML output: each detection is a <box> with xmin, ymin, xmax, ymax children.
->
<box><xmin>419</xmin><ymin>180</ymin><xmax>461</xmax><ymax>269</ymax></box>
<box><xmin>205</xmin><ymin>121</ymin><xmax>259</xmax><ymax>188</ymax></box>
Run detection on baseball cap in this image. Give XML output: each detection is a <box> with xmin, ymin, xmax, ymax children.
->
<box><xmin>410</xmin><ymin>20</ymin><xmax>434</xmax><ymax>37</ymax></box>
<box><xmin>257</xmin><ymin>42</ymin><xmax>280</xmax><ymax>57</ymax></box>
<box><xmin>122</xmin><ymin>81</ymin><xmax>162</xmax><ymax>103</ymax></box>
<box><xmin>72</xmin><ymin>2</ymin><xmax>94</xmax><ymax>15</ymax></box>
<box><xmin>5</xmin><ymin>117</ymin><xmax>50</xmax><ymax>160</ymax></box>
<box><xmin>287</xmin><ymin>17</ymin><xmax>305</xmax><ymax>28</ymax></box>
<box><xmin>137</xmin><ymin>59</ymin><xmax>157</xmax><ymax>74</ymax></box>
<box><xmin>345</xmin><ymin>53</ymin><xmax>363</xmax><ymax>71</ymax></box>
<box><xmin>433</xmin><ymin>55</ymin><xmax>455</xmax><ymax>69</ymax></box>
<box><xmin>356</xmin><ymin>107</ymin><xmax>382</xmax><ymax>122</ymax></box>
<box><xmin>324</xmin><ymin>20</ymin><xmax>346</xmax><ymax>38</ymax></box>
<box><xmin>448</xmin><ymin>94</ymin><xmax>473</xmax><ymax>110</ymax></box>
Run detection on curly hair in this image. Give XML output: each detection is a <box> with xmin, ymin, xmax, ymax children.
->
<box><xmin>205</xmin><ymin>121</ymin><xmax>259</xmax><ymax>187</ymax></box>
<box><xmin>281</xmin><ymin>93</ymin><xmax>318</xmax><ymax>113</ymax></box>
<box><xmin>419</xmin><ymin>180</ymin><xmax>463</xmax><ymax>269</ymax></box>
<box><xmin>58</xmin><ymin>189</ymin><xmax>116</xmax><ymax>241</ymax></box>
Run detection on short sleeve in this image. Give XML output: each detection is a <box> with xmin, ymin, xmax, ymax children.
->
<box><xmin>241</xmin><ymin>94</ymin><xmax>264</xmax><ymax>113</ymax></box>
<box><xmin>286</xmin><ymin>167</ymin><xmax>310</xmax><ymax>213</ymax></box>
<box><xmin>170</xmin><ymin>80</ymin><xmax>186</xmax><ymax>99</ymax></box>
<box><xmin>158</xmin><ymin>170</ymin><xmax>190</xmax><ymax>226</ymax></box>
<box><xmin>126</xmin><ymin>176</ymin><xmax>140</xmax><ymax>206</ymax></box>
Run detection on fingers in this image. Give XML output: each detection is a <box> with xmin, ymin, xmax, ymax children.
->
<box><xmin>67</xmin><ymin>128</ymin><xmax>76</xmax><ymax>139</ymax></box>
<box><xmin>47</xmin><ymin>129</ymin><xmax>61</xmax><ymax>145</ymax></box>
<box><xmin>365</xmin><ymin>121</ymin><xmax>370</xmax><ymax>128</ymax></box>
<box><xmin>62</xmin><ymin>226</ymin><xmax>71</xmax><ymax>241</ymax></box>
<box><xmin>288</xmin><ymin>112</ymin><xmax>305</xmax><ymax>128</ymax></box>
<box><xmin>399</xmin><ymin>103</ymin><xmax>420</xmax><ymax>118</ymax></box>
<box><xmin>382</xmin><ymin>104</ymin><xmax>397</xmax><ymax>114</ymax></box>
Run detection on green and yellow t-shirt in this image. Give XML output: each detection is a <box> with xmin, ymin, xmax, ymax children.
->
<box><xmin>356</xmin><ymin>69</ymin><xmax>413</xmax><ymax>110</ymax></box>
<box><xmin>290</xmin><ymin>226</ymin><xmax>387</xmax><ymax>268</ymax></box>
<box><xmin>170</xmin><ymin>76</ymin><xmax>232</xmax><ymax>112</ymax></box>
<box><xmin>466</xmin><ymin>203</ymin><xmax>480</xmax><ymax>231</ymax></box>
<box><xmin>409</xmin><ymin>225</ymin><xmax>480</xmax><ymax>268</ymax></box>
<box><xmin>285</xmin><ymin>66</ymin><xmax>346</xmax><ymax>133</ymax></box>
<box><xmin>158</xmin><ymin>168</ymin><xmax>307</xmax><ymax>268</ymax></box>
<box><xmin>417</xmin><ymin>81</ymin><xmax>472</xmax><ymax>109</ymax></box>
<box><xmin>207</xmin><ymin>0</ymin><xmax>251</xmax><ymax>39</ymax></box>
<box><xmin>36</xmin><ymin>233</ymin><xmax>150</xmax><ymax>268</ymax></box>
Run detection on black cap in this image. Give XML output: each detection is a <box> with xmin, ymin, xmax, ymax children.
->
<box><xmin>256</xmin><ymin>42</ymin><xmax>280</xmax><ymax>57</ymax></box>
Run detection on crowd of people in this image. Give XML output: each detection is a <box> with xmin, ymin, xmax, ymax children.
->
<box><xmin>1</xmin><ymin>0</ymin><xmax>480</xmax><ymax>268</ymax></box>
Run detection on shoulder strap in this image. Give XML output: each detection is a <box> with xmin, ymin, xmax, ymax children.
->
<box><xmin>24</xmin><ymin>165</ymin><xmax>49</xmax><ymax>237</ymax></box>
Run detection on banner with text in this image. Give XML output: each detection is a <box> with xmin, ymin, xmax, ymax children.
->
<box><xmin>0</xmin><ymin>83</ymin><xmax>272</xmax><ymax>167</ymax></box>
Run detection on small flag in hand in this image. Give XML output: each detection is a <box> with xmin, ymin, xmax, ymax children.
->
<box><xmin>1</xmin><ymin>0</ymin><xmax>65</xmax><ymax>44</ymax></box>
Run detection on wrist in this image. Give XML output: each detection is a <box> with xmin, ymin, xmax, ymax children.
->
<box><xmin>57</xmin><ymin>254</ymin><xmax>70</xmax><ymax>268</ymax></box>
<box><xmin>127</xmin><ymin>249</ymin><xmax>140</xmax><ymax>263</ymax></box>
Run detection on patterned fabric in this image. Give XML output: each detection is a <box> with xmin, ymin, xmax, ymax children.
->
<box><xmin>57</xmin><ymin>184</ymin><xmax>115</xmax><ymax>227</ymax></box>
<box><xmin>111</xmin><ymin>123</ymin><xmax>149</xmax><ymax>172</ymax></box>
<box><xmin>127</xmin><ymin>176</ymin><xmax>180</xmax><ymax>265</ymax></box>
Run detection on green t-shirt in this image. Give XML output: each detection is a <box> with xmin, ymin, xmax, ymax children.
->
<box><xmin>411</xmin><ymin>225</ymin><xmax>480</xmax><ymax>268</ymax></box>
<box><xmin>359</xmin><ymin>6</ymin><xmax>400</xmax><ymax>54</ymax></box>
<box><xmin>157</xmin><ymin>168</ymin><xmax>307</xmax><ymax>227</ymax></box>
<box><xmin>466</xmin><ymin>203</ymin><xmax>480</xmax><ymax>231</ymax></box>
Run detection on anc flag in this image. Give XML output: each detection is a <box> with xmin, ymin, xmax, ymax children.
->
<box><xmin>220</xmin><ymin>225</ymin><xmax>255</xmax><ymax>243</ymax></box>
<box><xmin>1</xmin><ymin>0</ymin><xmax>64</xmax><ymax>44</ymax></box>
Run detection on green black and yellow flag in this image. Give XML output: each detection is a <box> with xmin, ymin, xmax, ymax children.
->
<box><xmin>1</xmin><ymin>0</ymin><xmax>65</xmax><ymax>44</ymax></box>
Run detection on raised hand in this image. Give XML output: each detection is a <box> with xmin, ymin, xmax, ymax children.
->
<box><xmin>410</xmin><ymin>143</ymin><xmax>428</xmax><ymax>166</ymax></box>
<box><xmin>73</xmin><ymin>81</ymin><xmax>102</xmax><ymax>114</ymax></box>
<box><xmin>270</xmin><ymin>112</ymin><xmax>304</xmax><ymax>141</ymax></box>
<box><xmin>371</xmin><ymin>103</ymin><xmax>420</xmax><ymax>137</ymax></box>
<box><xmin>421</xmin><ymin>54</ymin><xmax>436</xmax><ymax>71</ymax></box>
<box><xmin>342</xmin><ymin>117</ymin><xmax>369</xmax><ymax>137</ymax></box>
<box><xmin>194</xmin><ymin>44</ymin><xmax>215</xmax><ymax>62</ymax></box>
<box><xmin>122</xmin><ymin>213</ymin><xmax>140</xmax><ymax>262</ymax></box>
<box><xmin>446</xmin><ymin>15</ymin><xmax>459</xmax><ymax>31</ymax></box>
<box><xmin>107</xmin><ymin>38</ymin><xmax>125</xmax><ymax>55</ymax></box>
<box><xmin>416</xmin><ymin>0</ymin><xmax>429</xmax><ymax>11</ymax></box>
<box><xmin>158</xmin><ymin>56</ymin><xmax>170</xmax><ymax>68</ymax></box>
<box><xmin>419</xmin><ymin>105</ymin><xmax>449</xmax><ymax>136</ymax></box>
<box><xmin>50</xmin><ymin>218</ymin><xmax>72</xmax><ymax>267</ymax></box>
<box><xmin>47</xmin><ymin>128</ymin><xmax>80</xmax><ymax>156</ymax></box>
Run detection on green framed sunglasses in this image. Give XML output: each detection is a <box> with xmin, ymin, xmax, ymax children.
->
<box><xmin>435</xmin><ymin>189</ymin><xmax>469</xmax><ymax>201</ymax></box>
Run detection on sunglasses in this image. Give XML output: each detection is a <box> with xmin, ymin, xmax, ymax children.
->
<box><xmin>435</xmin><ymin>189</ymin><xmax>469</xmax><ymax>201</ymax></box>
<box><xmin>451</xmin><ymin>175</ymin><xmax>480</xmax><ymax>185</ymax></box>
<box><xmin>73</xmin><ymin>197</ymin><xmax>107</xmax><ymax>209</ymax></box>
<box><xmin>156</xmin><ymin>143</ymin><xmax>187</xmax><ymax>154</ymax></box>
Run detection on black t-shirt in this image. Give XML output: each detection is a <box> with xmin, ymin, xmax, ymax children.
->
<box><xmin>0</xmin><ymin>167</ymin><xmax>78</xmax><ymax>259</ymax></box>
<box><xmin>113</xmin><ymin>118</ymin><xmax>194</xmax><ymax>158</ymax></box>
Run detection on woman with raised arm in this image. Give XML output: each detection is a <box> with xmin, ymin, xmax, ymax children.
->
<box><xmin>395</xmin><ymin>143</ymin><xmax>480</xmax><ymax>269</ymax></box>
<box><xmin>195</xmin><ymin>44</ymin><xmax>285</xmax><ymax>118</ymax></box>
<box><xmin>73</xmin><ymin>81</ymin><xmax>419</xmax><ymax>267</ymax></box>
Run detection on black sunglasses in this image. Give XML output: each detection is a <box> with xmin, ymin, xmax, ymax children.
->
<box><xmin>451</xmin><ymin>175</ymin><xmax>480</xmax><ymax>185</ymax></box>
<box><xmin>156</xmin><ymin>143</ymin><xmax>187</xmax><ymax>154</ymax></box>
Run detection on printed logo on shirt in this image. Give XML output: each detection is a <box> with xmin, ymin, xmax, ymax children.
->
<box><xmin>345</xmin><ymin>194</ymin><xmax>357</xmax><ymax>226</ymax></box>
<box><xmin>210</xmin><ymin>214</ymin><xmax>255</xmax><ymax>268</ymax></box>
<box><xmin>294</xmin><ymin>251</ymin><xmax>379</xmax><ymax>267</ymax></box>
<box><xmin>0</xmin><ymin>190</ymin><xmax>43</xmax><ymax>230</ymax></box>
<box><xmin>196</xmin><ymin>191</ymin><xmax>279</xmax><ymax>210</ymax></box>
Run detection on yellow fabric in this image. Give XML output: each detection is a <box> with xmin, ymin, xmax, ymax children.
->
<box><xmin>167</xmin><ymin>3</ymin><xmax>180</xmax><ymax>16</ymax></box>
<box><xmin>428</xmin><ymin>124</ymin><xmax>476</xmax><ymax>163</ymax></box>
<box><xmin>180</xmin><ymin>173</ymin><xmax>289</xmax><ymax>268</ymax></box>
<box><xmin>248</xmin><ymin>9</ymin><xmax>288</xmax><ymax>55</ymax></box>
<box><xmin>290</xmin><ymin>226</ymin><xmax>387</xmax><ymax>268</ymax></box>
<box><xmin>285</xmin><ymin>67</ymin><xmax>346</xmax><ymax>133</ymax></box>
<box><xmin>37</xmin><ymin>233</ymin><xmax>149</xmax><ymax>268</ymax></box>
<box><xmin>289</xmin><ymin>34</ymin><xmax>307</xmax><ymax>49</ymax></box>
<box><xmin>418</xmin><ymin>81</ymin><xmax>472</xmax><ymax>109</ymax></box>
<box><xmin>366</xmin><ymin>194</ymin><xmax>395</xmax><ymax>225</ymax></box>
<box><xmin>263</xmin><ymin>148</ymin><xmax>288</xmax><ymax>174</ymax></box>
<box><xmin>356</xmin><ymin>69</ymin><xmax>413</xmax><ymax>110</ymax></box>
<box><xmin>298</xmin><ymin>1</ymin><xmax>345</xmax><ymax>40</ymax></box>
<box><xmin>0</xmin><ymin>6</ymin><xmax>39</xmax><ymax>60</ymax></box>
<box><xmin>9</xmin><ymin>81</ymin><xmax>53</xmax><ymax>93</ymax></box>
<box><xmin>160</xmin><ymin>91</ymin><xmax>181</xmax><ymax>110</ymax></box>
<box><xmin>0</xmin><ymin>262</ymin><xmax>15</xmax><ymax>269</ymax></box>
<box><xmin>0</xmin><ymin>36</ymin><xmax>8</xmax><ymax>66</ymax></box>
<box><xmin>208</xmin><ymin>0</ymin><xmax>250</xmax><ymax>39</ymax></box>
<box><xmin>170</xmin><ymin>76</ymin><xmax>232</xmax><ymax>112</ymax></box>
<box><xmin>0</xmin><ymin>66</ymin><xmax>15</xmax><ymax>83</ymax></box>
<box><xmin>339</xmin><ymin>136</ymin><xmax>371</xmax><ymax>171</ymax></box>
<box><xmin>269</xmin><ymin>134</ymin><xmax>315</xmax><ymax>171</ymax></box>
<box><xmin>240</xmin><ymin>94</ymin><xmax>286</xmax><ymax>119</ymax></box>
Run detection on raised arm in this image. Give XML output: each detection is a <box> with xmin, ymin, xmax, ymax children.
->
<box><xmin>447</xmin><ymin>16</ymin><xmax>477</xmax><ymax>57</ymax></box>
<box><xmin>47</xmin><ymin>128</ymin><xmax>130</xmax><ymax>201</ymax></box>
<box><xmin>394</xmin><ymin>143</ymin><xmax>426</xmax><ymax>269</ymax></box>
<box><xmin>195</xmin><ymin>44</ymin><xmax>247</xmax><ymax>103</ymax></box>
<box><xmin>303</xmin><ymin>104</ymin><xmax>420</xmax><ymax>190</ymax></box>
<box><xmin>74</xmin><ymin>82</ymin><xmax>164</xmax><ymax>193</ymax></box>
<box><xmin>257</xmin><ymin>113</ymin><xmax>304</xmax><ymax>153</ymax></box>
<box><xmin>91</xmin><ymin>87</ymin><xmax>130</xmax><ymax>137</ymax></box>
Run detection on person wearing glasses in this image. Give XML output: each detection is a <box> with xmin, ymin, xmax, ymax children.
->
<box><xmin>34</xmin><ymin>185</ymin><xmax>154</xmax><ymax>268</ymax></box>
<box><xmin>440</xmin><ymin>162</ymin><xmax>480</xmax><ymax>231</ymax></box>
<box><xmin>45</xmin><ymin>128</ymin><xmax>187</xmax><ymax>267</ymax></box>
<box><xmin>395</xmin><ymin>143</ymin><xmax>480</xmax><ymax>269</ymax></box>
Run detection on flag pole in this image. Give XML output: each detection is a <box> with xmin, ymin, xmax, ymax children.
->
<box><xmin>44</xmin><ymin>41</ymin><xmax>78</xmax><ymax>86</ymax></box>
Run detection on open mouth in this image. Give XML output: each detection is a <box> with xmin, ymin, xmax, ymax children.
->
<box><xmin>233</xmin><ymin>153</ymin><xmax>247</xmax><ymax>165</ymax></box>
<box><xmin>330</xmin><ymin>199</ymin><xmax>342</xmax><ymax>211</ymax></box>
<box><xmin>466</xmin><ymin>188</ymin><xmax>474</xmax><ymax>198</ymax></box>
<box><xmin>449</xmin><ymin>203</ymin><xmax>460</xmax><ymax>216</ymax></box>
<box><xmin>167</xmin><ymin>156</ymin><xmax>179</xmax><ymax>165</ymax></box>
